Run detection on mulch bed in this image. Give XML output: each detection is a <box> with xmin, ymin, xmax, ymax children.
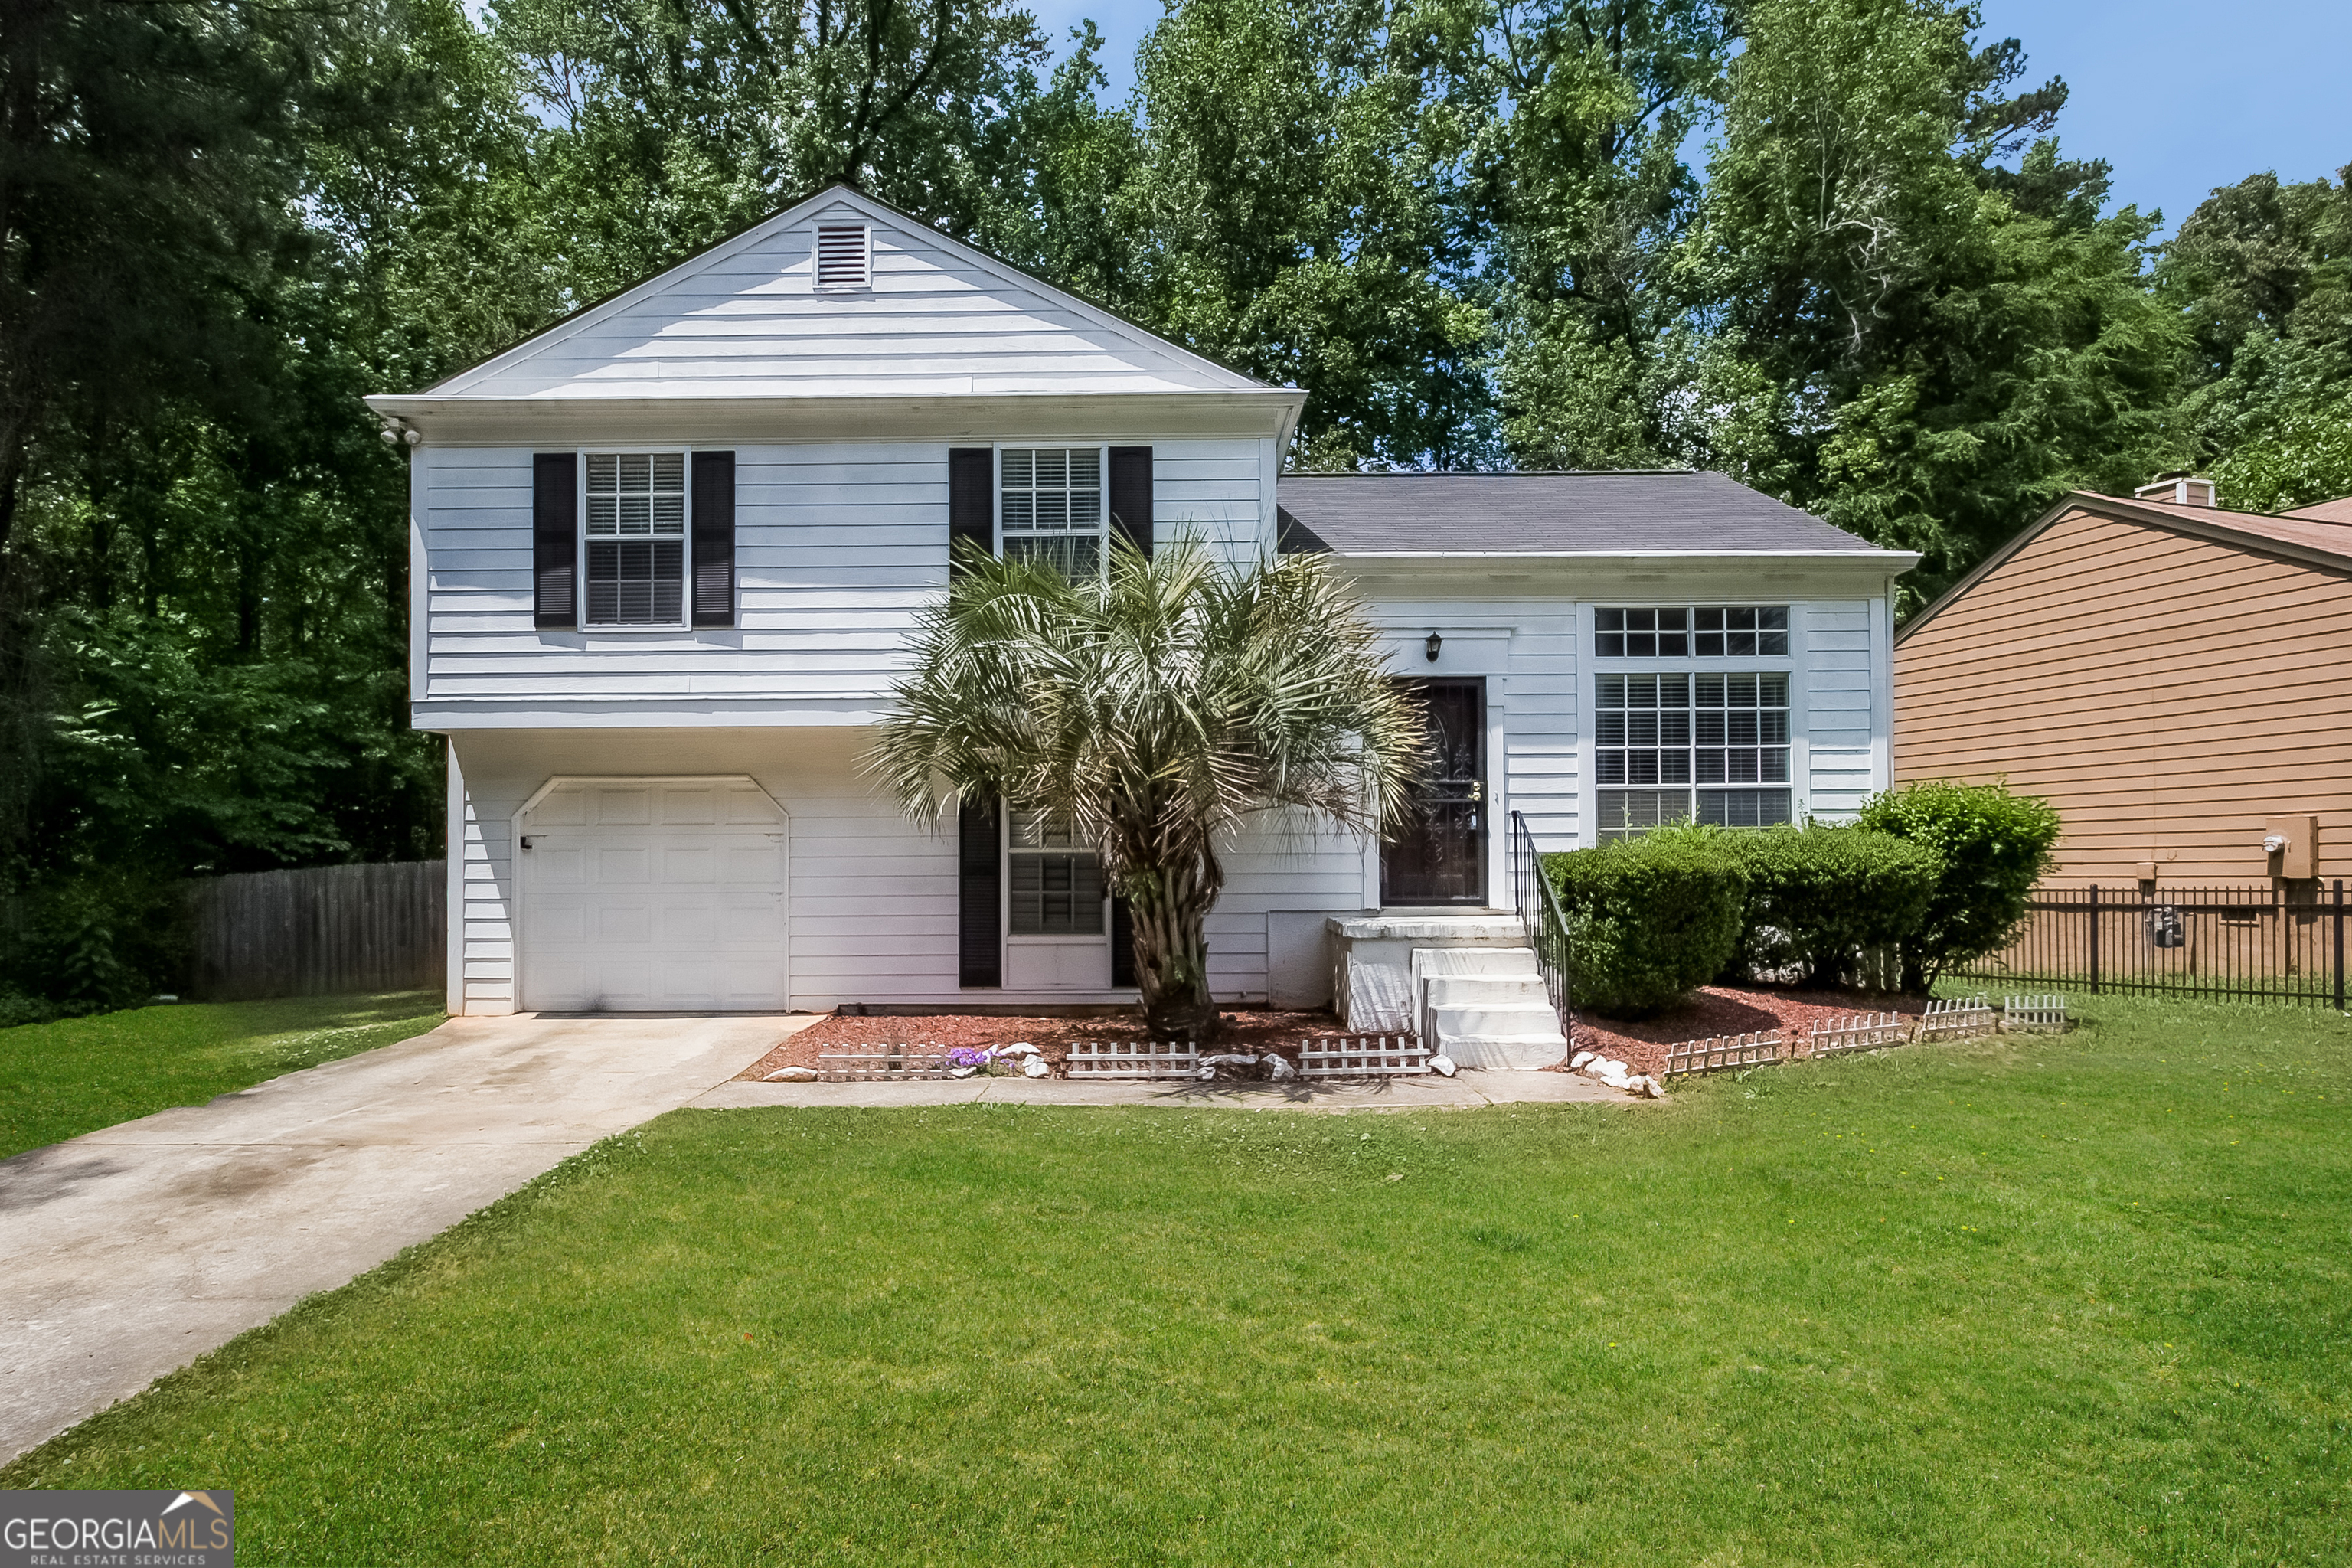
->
<box><xmin>736</xmin><ymin>987</ymin><xmax>1929</xmax><ymax>1082</ymax></box>
<box><xmin>1571</xmin><ymin>986</ymin><xmax>1927</xmax><ymax>1077</ymax></box>
<box><xmin>737</xmin><ymin>1009</ymin><xmax>1357</xmax><ymax>1080</ymax></box>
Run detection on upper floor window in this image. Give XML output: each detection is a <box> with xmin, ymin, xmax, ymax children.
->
<box><xmin>1596</xmin><ymin>606</ymin><xmax>1788</xmax><ymax>658</ymax></box>
<box><xmin>1001</xmin><ymin>447</ymin><xmax>1103</xmax><ymax>578</ymax></box>
<box><xmin>585</xmin><ymin>452</ymin><xmax>686</xmax><ymax>626</ymax></box>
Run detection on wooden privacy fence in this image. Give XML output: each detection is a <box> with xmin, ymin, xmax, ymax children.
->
<box><xmin>188</xmin><ymin>861</ymin><xmax>445</xmax><ymax>1001</ymax></box>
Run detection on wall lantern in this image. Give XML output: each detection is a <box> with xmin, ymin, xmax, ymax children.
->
<box><xmin>1424</xmin><ymin>632</ymin><xmax>1442</xmax><ymax>662</ymax></box>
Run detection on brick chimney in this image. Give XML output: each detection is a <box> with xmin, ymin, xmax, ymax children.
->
<box><xmin>2134</xmin><ymin>472</ymin><xmax>2217</xmax><ymax>508</ymax></box>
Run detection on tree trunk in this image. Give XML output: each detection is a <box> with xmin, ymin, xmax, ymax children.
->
<box><xmin>1119</xmin><ymin>848</ymin><xmax>1224</xmax><ymax>1043</ymax></box>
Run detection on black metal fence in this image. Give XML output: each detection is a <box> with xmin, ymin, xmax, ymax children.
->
<box><xmin>1510</xmin><ymin>812</ymin><xmax>1576</xmax><ymax>1037</ymax></box>
<box><xmin>1953</xmin><ymin>881</ymin><xmax>2348</xmax><ymax>1008</ymax></box>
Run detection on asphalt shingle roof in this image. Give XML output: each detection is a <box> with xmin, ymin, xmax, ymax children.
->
<box><xmin>1273</xmin><ymin>470</ymin><xmax>1900</xmax><ymax>557</ymax></box>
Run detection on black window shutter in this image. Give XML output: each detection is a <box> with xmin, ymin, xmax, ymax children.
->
<box><xmin>532</xmin><ymin>452</ymin><xmax>578</xmax><ymax>629</ymax></box>
<box><xmin>1109</xmin><ymin>446</ymin><xmax>1153</xmax><ymax>557</ymax></box>
<box><xmin>948</xmin><ymin>447</ymin><xmax>995</xmax><ymax>576</ymax></box>
<box><xmin>691</xmin><ymin>450</ymin><xmax>736</xmax><ymax>626</ymax></box>
<box><xmin>1110</xmin><ymin>893</ymin><xmax>1136</xmax><ymax>988</ymax></box>
<box><xmin>957</xmin><ymin>795</ymin><xmax>1001</xmax><ymax>988</ymax></box>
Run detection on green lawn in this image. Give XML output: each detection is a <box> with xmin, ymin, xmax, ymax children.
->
<box><xmin>0</xmin><ymin>991</ymin><xmax>446</xmax><ymax>1160</ymax></box>
<box><xmin>6</xmin><ymin>994</ymin><xmax>2347</xmax><ymax>1564</ymax></box>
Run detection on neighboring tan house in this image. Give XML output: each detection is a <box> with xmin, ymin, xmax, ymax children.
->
<box><xmin>1893</xmin><ymin>479</ymin><xmax>2352</xmax><ymax>887</ymax></box>
<box><xmin>367</xmin><ymin>185</ymin><xmax>1913</xmax><ymax>1050</ymax></box>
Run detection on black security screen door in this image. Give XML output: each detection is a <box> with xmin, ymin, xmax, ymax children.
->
<box><xmin>1381</xmin><ymin>678</ymin><xmax>1486</xmax><ymax>906</ymax></box>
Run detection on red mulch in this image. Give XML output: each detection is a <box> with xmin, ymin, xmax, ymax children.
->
<box><xmin>736</xmin><ymin>1009</ymin><xmax>1351</xmax><ymax>1080</ymax></box>
<box><xmin>1571</xmin><ymin>986</ymin><xmax>1926</xmax><ymax>1076</ymax></box>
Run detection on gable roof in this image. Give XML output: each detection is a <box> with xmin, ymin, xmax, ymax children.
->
<box><xmin>2286</xmin><ymin>493</ymin><xmax>2352</xmax><ymax>524</ymax></box>
<box><xmin>1274</xmin><ymin>471</ymin><xmax>1913</xmax><ymax>559</ymax></box>
<box><xmin>369</xmin><ymin>185</ymin><xmax>1293</xmax><ymax>417</ymax></box>
<box><xmin>1896</xmin><ymin>489</ymin><xmax>2352</xmax><ymax>643</ymax></box>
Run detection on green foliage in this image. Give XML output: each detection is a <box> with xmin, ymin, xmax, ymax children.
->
<box><xmin>1859</xmin><ymin>779</ymin><xmax>2062</xmax><ymax>989</ymax></box>
<box><xmin>1543</xmin><ymin>824</ymin><xmax>1746</xmax><ymax>1015</ymax></box>
<box><xmin>2212</xmin><ymin>398</ymin><xmax>2352</xmax><ymax>514</ymax></box>
<box><xmin>1723</xmin><ymin>824</ymin><xmax>1943</xmax><ymax>988</ymax></box>
<box><xmin>1</xmin><ymin>871</ymin><xmax>189</xmax><ymax>1009</ymax></box>
<box><xmin>871</xmin><ymin>537</ymin><xmax>1426</xmax><ymax>1038</ymax></box>
<box><xmin>0</xmin><ymin>990</ymin><xmax>443</xmax><ymax>1160</ymax></box>
<box><xmin>11</xmin><ymin>998</ymin><xmax>2350</xmax><ymax>1563</ymax></box>
<box><xmin>1670</xmin><ymin>0</ymin><xmax>2185</xmax><ymax>609</ymax></box>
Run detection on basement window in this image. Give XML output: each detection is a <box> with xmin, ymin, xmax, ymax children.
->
<box><xmin>1008</xmin><ymin>809</ymin><xmax>1105</xmax><ymax>936</ymax></box>
<box><xmin>815</xmin><ymin>224</ymin><xmax>871</xmax><ymax>289</ymax></box>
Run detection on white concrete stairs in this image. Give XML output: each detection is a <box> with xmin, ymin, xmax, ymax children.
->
<box><xmin>1413</xmin><ymin>946</ymin><xmax>1570</xmax><ymax>1070</ymax></box>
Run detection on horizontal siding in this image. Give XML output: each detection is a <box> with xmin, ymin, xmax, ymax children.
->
<box><xmin>1805</xmin><ymin>602</ymin><xmax>1876</xmax><ymax>820</ymax></box>
<box><xmin>423</xmin><ymin>439</ymin><xmax>1270</xmax><ymax>712</ymax></box>
<box><xmin>446</xmin><ymin>197</ymin><xmax>1252</xmax><ymax>400</ymax></box>
<box><xmin>1895</xmin><ymin>508</ymin><xmax>2352</xmax><ymax>883</ymax></box>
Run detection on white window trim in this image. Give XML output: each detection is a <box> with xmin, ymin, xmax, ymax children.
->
<box><xmin>1579</xmin><ymin>603</ymin><xmax>1811</xmax><ymax>844</ymax></box>
<box><xmin>578</xmin><ymin>446</ymin><xmax>694</xmax><ymax>632</ymax></box>
<box><xmin>1592</xmin><ymin>603</ymin><xmax>1797</xmax><ymax>663</ymax></box>
<box><xmin>994</xmin><ymin>442</ymin><xmax>1110</xmax><ymax>582</ymax></box>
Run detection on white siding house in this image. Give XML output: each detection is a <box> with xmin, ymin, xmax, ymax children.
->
<box><xmin>370</xmin><ymin>185</ymin><xmax>1915</xmax><ymax>1019</ymax></box>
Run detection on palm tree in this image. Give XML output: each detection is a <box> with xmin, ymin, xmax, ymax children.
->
<box><xmin>870</xmin><ymin>536</ymin><xmax>1428</xmax><ymax>1040</ymax></box>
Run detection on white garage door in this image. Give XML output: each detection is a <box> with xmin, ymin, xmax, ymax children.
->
<box><xmin>518</xmin><ymin>778</ymin><xmax>788</xmax><ymax>1012</ymax></box>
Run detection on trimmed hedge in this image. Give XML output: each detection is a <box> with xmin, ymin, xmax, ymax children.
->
<box><xmin>1857</xmin><ymin>780</ymin><xmax>2062</xmax><ymax>990</ymax></box>
<box><xmin>1543</xmin><ymin>824</ymin><xmax>1747</xmax><ymax>1017</ymax></box>
<box><xmin>1723</xmin><ymin>825</ymin><xmax>1943</xmax><ymax>988</ymax></box>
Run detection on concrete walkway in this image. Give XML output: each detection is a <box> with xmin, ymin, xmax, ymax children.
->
<box><xmin>2</xmin><ymin>1014</ymin><xmax>1634</xmax><ymax>1465</ymax></box>
<box><xmin>0</xmin><ymin>1011</ymin><xmax>804</xmax><ymax>1465</ymax></box>
<box><xmin>693</xmin><ymin>1068</ymin><xmax>1632</xmax><ymax>1111</ymax></box>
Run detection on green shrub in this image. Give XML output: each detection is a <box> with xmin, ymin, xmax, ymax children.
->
<box><xmin>2</xmin><ymin>873</ymin><xmax>191</xmax><ymax>1010</ymax></box>
<box><xmin>1723</xmin><ymin>825</ymin><xmax>1943</xmax><ymax>989</ymax></box>
<box><xmin>1857</xmin><ymin>779</ymin><xmax>2061</xmax><ymax>989</ymax></box>
<box><xmin>1543</xmin><ymin>824</ymin><xmax>1747</xmax><ymax>1017</ymax></box>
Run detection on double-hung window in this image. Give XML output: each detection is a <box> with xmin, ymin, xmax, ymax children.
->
<box><xmin>999</xmin><ymin>448</ymin><xmax>1104</xmax><ymax>578</ymax></box>
<box><xmin>1007</xmin><ymin>808</ymin><xmax>1105</xmax><ymax>935</ymax></box>
<box><xmin>585</xmin><ymin>452</ymin><xmax>687</xmax><ymax>626</ymax></box>
<box><xmin>1596</xmin><ymin>672</ymin><xmax>1792</xmax><ymax>840</ymax></box>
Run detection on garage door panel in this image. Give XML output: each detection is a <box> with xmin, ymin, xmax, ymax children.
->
<box><xmin>521</xmin><ymin>779</ymin><xmax>789</xmax><ymax>1012</ymax></box>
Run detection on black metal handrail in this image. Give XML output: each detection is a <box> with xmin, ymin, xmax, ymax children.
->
<box><xmin>1510</xmin><ymin>811</ymin><xmax>1575</xmax><ymax>1044</ymax></box>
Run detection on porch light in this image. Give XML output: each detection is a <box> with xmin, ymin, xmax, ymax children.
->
<box><xmin>1425</xmin><ymin>632</ymin><xmax>1442</xmax><ymax>662</ymax></box>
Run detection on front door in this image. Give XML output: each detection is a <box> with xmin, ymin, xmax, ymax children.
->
<box><xmin>1381</xmin><ymin>678</ymin><xmax>1486</xmax><ymax>906</ymax></box>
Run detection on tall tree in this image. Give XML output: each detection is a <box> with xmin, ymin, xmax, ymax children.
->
<box><xmin>1116</xmin><ymin>0</ymin><xmax>1494</xmax><ymax>469</ymax></box>
<box><xmin>1471</xmin><ymin>0</ymin><xmax>1737</xmax><ymax>469</ymax></box>
<box><xmin>488</xmin><ymin>0</ymin><xmax>1109</xmax><ymax>301</ymax></box>
<box><xmin>2158</xmin><ymin>165</ymin><xmax>2352</xmax><ymax>510</ymax></box>
<box><xmin>1668</xmin><ymin>0</ymin><xmax>2182</xmax><ymax>605</ymax></box>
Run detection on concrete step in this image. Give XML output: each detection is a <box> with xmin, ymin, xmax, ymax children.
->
<box><xmin>1434</xmin><ymin>999</ymin><xmax>1567</xmax><ymax>1043</ymax></box>
<box><xmin>1425</xmin><ymin>973</ymin><xmax>1549</xmax><ymax>1008</ymax></box>
<box><xmin>1411</xmin><ymin>945</ymin><xmax>1540</xmax><ymax>979</ymax></box>
<box><xmin>1439</xmin><ymin>1031</ymin><xmax>1572</xmax><ymax>1071</ymax></box>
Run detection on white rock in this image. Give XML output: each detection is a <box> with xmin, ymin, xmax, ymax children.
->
<box><xmin>1638</xmin><ymin>1075</ymin><xmax>1668</xmax><ymax>1099</ymax></box>
<box><xmin>949</xmin><ymin>1065</ymin><xmax>978</xmax><ymax>1079</ymax></box>
<box><xmin>1570</xmin><ymin>1050</ymin><xmax>1598</xmax><ymax>1070</ymax></box>
<box><xmin>1265</xmin><ymin>1054</ymin><xmax>1298</xmax><ymax>1081</ymax></box>
<box><xmin>1200</xmin><ymin>1052</ymin><xmax>1258</xmax><ymax>1068</ymax></box>
<box><xmin>763</xmin><ymin>1065</ymin><xmax>819</xmax><ymax>1082</ymax></box>
<box><xmin>1195</xmin><ymin>1065</ymin><xmax>1218</xmax><ymax>1080</ymax></box>
<box><xmin>1428</xmin><ymin>1054</ymin><xmax>1458</xmax><ymax>1077</ymax></box>
<box><xmin>999</xmin><ymin>1043</ymin><xmax>1042</xmax><ymax>1058</ymax></box>
<box><xmin>1021</xmin><ymin>1057</ymin><xmax>1051</xmax><ymax>1079</ymax></box>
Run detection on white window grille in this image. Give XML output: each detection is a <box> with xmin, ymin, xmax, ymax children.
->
<box><xmin>815</xmin><ymin>224</ymin><xmax>870</xmax><ymax>289</ymax></box>
<box><xmin>1008</xmin><ymin>808</ymin><xmax>1104</xmax><ymax>935</ymax></box>
<box><xmin>999</xmin><ymin>447</ymin><xmax>1104</xmax><ymax>578</ymax></box>
<box><xmin>583</xmin><ymin>452</ymin><xmax>686</xmax><ymax>626</ymax></box>
<box><xmin>1597</xmin><ymin>606</ymin><xmax>1788</xmax><ymax>657</ymax></box>
<box><xmin>1596</xmin><ymin>672</ymin><xmax>1791</xmax><ymax>839</ymax></box>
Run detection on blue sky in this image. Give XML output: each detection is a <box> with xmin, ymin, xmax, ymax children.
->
<box><xmin>1027</xmin><ymin>0</ymin><xmax>2350</xmax><ymax>235</ymax></box>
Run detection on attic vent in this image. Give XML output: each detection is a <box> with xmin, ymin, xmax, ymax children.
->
<box><xmin>815</xmin><ymin>224</ymin><xmax>870</xmax><ymax>289</ymax></box>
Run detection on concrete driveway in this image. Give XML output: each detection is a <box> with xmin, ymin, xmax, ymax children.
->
<box><xmin>0</xmin><ymin>1011</ymin><xmax>800</xmax><ymax>1465</ymax></box>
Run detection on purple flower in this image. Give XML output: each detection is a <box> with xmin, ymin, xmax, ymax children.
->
<box><xmin>947</xmin><ymin>1046</ymin><xmax>991</xmax><ymax>1069</ymax></box>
